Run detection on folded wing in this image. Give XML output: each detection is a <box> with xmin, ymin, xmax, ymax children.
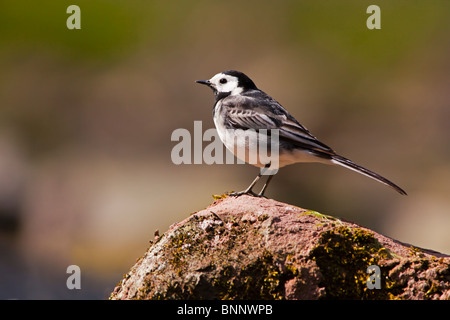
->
<box><xmin>221</xmin><ymin>94</ymin><xmax>335</xmax><ymax>156</ymax></box>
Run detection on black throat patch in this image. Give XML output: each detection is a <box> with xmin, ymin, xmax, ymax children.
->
<box><xmin>215</xmin><ymin>91</ymin><xmax>231</xmax><ymax>103</ymax></box>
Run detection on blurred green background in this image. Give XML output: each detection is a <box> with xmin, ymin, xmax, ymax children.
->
<box><xmin>0</xmin><ymin>0</ymin><xmax>449</xmax><ymax>299</ymax></box>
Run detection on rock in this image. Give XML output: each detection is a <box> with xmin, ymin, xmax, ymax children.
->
<box><xmin>110</xmin><ymin>195</ymin><xmax>450</xmax><ymax>300</ymax></box>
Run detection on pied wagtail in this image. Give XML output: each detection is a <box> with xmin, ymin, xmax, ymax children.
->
<box><xmin>196</xmin><ymin>70</ymin><xmax>407</xmax><ymax>197</ymax></box>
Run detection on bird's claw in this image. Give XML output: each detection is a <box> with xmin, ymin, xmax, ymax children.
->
<box><xmin>226</xmin><ymin>190</ymin><xmax>267</xmax><ymax>198</ymax></box>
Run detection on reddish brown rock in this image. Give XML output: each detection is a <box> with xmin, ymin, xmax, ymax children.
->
<box><xmin>110</xmin><ymin>195</ymin><xmax>450</xmax><ymax>300</ymax></box>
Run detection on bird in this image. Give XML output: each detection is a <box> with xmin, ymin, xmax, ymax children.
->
<box><xmin>196</xmin><ymin>70</ymin><xmax>407</xmax><ymax>197</ymax></box>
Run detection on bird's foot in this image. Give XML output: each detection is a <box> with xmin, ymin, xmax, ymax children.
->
<box><xmin>226</xmin><ymin>190</ymin><xmax>267</xmax><ymax>198</ymax></box>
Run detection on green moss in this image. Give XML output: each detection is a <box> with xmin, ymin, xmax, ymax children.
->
<box><xmin>166</xmin><ymin>227</ymin><xmax>195</xmax><ymax>271</ymax></box>
<box><xmin>408</xmin><ymin>246</ymin><xmax>425</xmax><ymax>258</ymax></box>
<box><xmin>146</xmin><ymin>212</ymin><xmax>300</xmax><ymax>300</ymax></box>
<box><xmin>285</xmin><ymin>263</ymin><xmax>300</xmax><ymax>277</ymax></box>
<box><xmin>310</xmin><ymin>226</ymin><xmax>395</xmax><ymax>299</ymax></box>
<box><xmin>299</xmin><ymin>210</ymin><xmax>343</xmax><ymax>227</ymax></box>
<box><xmin>212</xmin><ymin>193</ymin><xmax>229</xmax><ymax>200</ymax></box>
<box><xmin>212</xmin><ymin>251</ymin><xmax>295</xmax><ymax>300</ymax></box>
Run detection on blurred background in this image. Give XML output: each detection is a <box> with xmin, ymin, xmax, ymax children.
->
<box><xmin>0</xmin><ymin>0</ymin><xmax>449</xmax><ymax>299</ymax></box>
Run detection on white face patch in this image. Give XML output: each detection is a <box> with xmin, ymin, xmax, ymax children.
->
<box><xmin>209</xmin><ymin>73</ymin><xmax>242</xmax><ymax>95</ymax></box>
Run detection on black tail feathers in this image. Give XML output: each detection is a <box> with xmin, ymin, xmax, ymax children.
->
<box><xmin>331</xmin><ymin>155</ymin><xmax>407</xmax><ymax>195</ymax></box>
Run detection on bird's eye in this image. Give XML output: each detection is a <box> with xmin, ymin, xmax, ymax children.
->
<box><xmin>219</xmin><ymin>78</ymin><xmax>227</xmax><ymax>84</ymax></box>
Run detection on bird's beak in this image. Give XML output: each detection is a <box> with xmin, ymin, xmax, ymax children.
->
<box><xmin>196</xmin><ymin>79</ymin><xmax>211</xmax><ymax>87</ymax></box>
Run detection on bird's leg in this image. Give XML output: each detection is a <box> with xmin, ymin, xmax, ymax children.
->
<box><xmin>228</xmin><ymin>163</ymin><xmax>273</xmax><ymax>197</ymax></box>
<box><xmin>257</xmin><ymin>174</ymin><xmax>274</xmax><ymax>197</ymax></box>
<box><xmin>227</xmin><ymin>173</ymin><xmax>261</xmax><ymax>197</ymax></box>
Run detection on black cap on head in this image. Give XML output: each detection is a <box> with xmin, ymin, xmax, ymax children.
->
<box><xmin>222</xmin><ymin>70</ymin><xmax>258</xmax><ymax>90</ymax></box>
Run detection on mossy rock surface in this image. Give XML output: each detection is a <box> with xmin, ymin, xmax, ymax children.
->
<box><xmin>110</xmin><ymin>195</ymin><xmax>450</xmax><ymax>300</ymax></box>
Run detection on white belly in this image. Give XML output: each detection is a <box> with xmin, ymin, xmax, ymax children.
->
<box><xmin>214</xmin><ymin>104</ymin><xmax>264</xmax><ymax>167</ymax></box>
<box><xmin>213</xmin><ymin>103</ymin><xmax>332</xmax><ymax>170</ymax></box>
<box><xmin>277</xmin><ymin>148</ymin><xmax>332</xmax><ymax>168</ymax></box>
